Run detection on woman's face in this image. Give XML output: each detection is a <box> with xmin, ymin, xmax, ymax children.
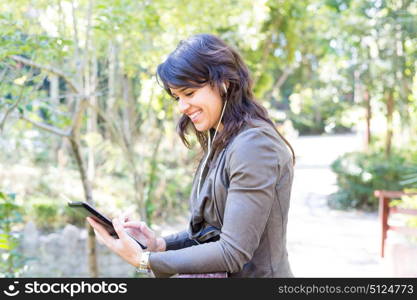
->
<box><xmin>170</xmin><ymin>84</ymin><xmax>224</xmax><ymax>132</ymax></box>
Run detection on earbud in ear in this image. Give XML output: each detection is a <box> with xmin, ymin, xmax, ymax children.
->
<box><xmin>222</xmin><ymin>83</ymin><xmax>227</xmax><ymax>94</ymax></box>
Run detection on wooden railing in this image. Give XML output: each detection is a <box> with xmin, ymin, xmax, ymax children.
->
<box><xmin>375</xmin><ymin>190</ymin><xmax>417</xmax><ymax>258</ymax></box>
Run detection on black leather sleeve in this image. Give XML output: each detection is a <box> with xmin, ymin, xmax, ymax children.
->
<box><xmin>163</xmin><ymin>230</ymin><xmax>198</xmax><ymax>251</ymax></box>
<box><xmin>163</xmin><ymin>227</ymin><xmax>220</xmax><ymax>250</ymax></box>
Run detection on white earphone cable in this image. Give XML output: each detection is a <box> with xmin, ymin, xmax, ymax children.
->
<box><xmin>196</xmin><ymin>95</ymin><xmax>228</xmax><ymax>199</ymax></box>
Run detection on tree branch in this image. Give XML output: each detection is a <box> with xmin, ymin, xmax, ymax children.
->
<box><xmin>71</xmin><ymin>98</ymin><xmax>88</xmax><ymax>138</ymax></box>
<box><xmin>0</xmin><ymin>65</ymin><xmax>9</xmax><ymax>83</ymax></box>
<box><xmin>85</xmin><ymin>101</ymin><xmax>129</xmax><ymax>154</ymax></box>
<box><xmin>10</xmin><ymin>55</ymin><xmax>81</xmax><ymax>93</ymax></box>
<box><xmin>20</xmin><ymin>114</ymin><xmax>71</xmax><ymax>137</ymax></box>
<box><xmin>274</xmin><ymin>67</ymin><xmax>294</xmax><ymax>91</ymax></box>
<box><xmin>0</xmin><ymin>84</ymin><xmax>25</xmax><ymax>133</ymax></box>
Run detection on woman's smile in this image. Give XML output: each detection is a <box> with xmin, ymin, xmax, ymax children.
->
<box><xmin>189</xmin><ymin>110</ymin><xmax>202</xmax><ymax>122</ymax></box>
<box><xmin>170</xmin><ymin>84</ymin><xmax>224</xmax><ymax>132</ymax></box>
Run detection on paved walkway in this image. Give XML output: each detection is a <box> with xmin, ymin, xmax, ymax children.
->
<box><xmin>287</xmin><ymin>133</ymin><xmax>390</xmax><ymax>277</ymax></box>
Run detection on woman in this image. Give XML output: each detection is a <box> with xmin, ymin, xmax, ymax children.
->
<box><xmin>87</xmin><ymin>33</ymin><xmax>295</xmax><ymax>278</ymax></box>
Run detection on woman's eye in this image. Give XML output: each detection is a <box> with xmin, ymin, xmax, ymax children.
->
<box><xmin>171</xmin><ymin>91</ymin><xmax>193</xmax><ymax>101</ymax></box>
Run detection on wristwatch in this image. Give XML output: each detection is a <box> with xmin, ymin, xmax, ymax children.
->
<box><xmin>136</xmin><ymin>251</ymin><xmax>151</xmax><ymax>273</ymax></box>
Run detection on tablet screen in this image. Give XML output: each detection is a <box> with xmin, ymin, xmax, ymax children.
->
<box><xmin>67</xmin><ymin>201</ymin><xmax>146</xmax><ymax>249</ymax></box>
<box><xmin>68</xmin><ymin>201</ymin><xmax>117</xmax><ymax>237</ymax></box>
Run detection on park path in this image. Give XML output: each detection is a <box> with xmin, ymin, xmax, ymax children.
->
<box><xmin>287</xmin><ymin>133</ymin><xmax>389</xmax><ymax>277</ymax></box>
<box><xmin>157</xmin><ymin>133</ymin><xmax>391</xmax><ymax>277</ymax></box>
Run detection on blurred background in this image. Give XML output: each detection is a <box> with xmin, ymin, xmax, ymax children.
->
<box><xmin>1</xmin><ymin>0</ymin><xmax>416</xmax><ymax>278</ymax></box>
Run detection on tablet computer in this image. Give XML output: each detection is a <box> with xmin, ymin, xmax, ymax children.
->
<box><xmin>67</xmin><ymin>201</ymin><xmax>146</xmax><ymax>250</ymax></box>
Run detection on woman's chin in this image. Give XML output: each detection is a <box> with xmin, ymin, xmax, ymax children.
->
<box><xmin>194</xmin><ymin>123</ymin><xmax>209</xmax><ymax>132</ymax></box>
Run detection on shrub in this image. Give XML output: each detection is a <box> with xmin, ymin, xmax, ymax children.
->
<box><xmin>31</xmin><ymin>203</ymin><xmax>59</xmax><ymax>231</ymax></box>
<box><xmin>62</xmin><ymin>205</ymin><xmax>85</xmax><ymax>228</ymax></box>
<box><xmin>329</xmin><ymin>151</ymin><xmax>414</xmax><ymax>210</ymax></box>
<box><xmin>29</xmin><ymin>200</ymin><xmax>85</xmax><ymax>231</ymax></box>
<box><xmin>288</xmin><ymin>88</ymin><xmax>354</xmax><ymax>135</ymax></box>
<box><xmin>394</xmin><ymin>191</ymin><xmax>417</xmax><ymax>221</ymax></box>
<box><xmin>0</xmin><ymin>192</ymin><xmax>28</xmax><ymax>277</ymax></box>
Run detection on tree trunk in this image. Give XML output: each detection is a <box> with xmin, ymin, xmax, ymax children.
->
<box><xmin>69</xmin><ymin>137</ymin><xmax>98</xmax><ymax>277</ymax></box>
<box><xmin>71</xmin><ymin>0</ymin><xmax>98</xmax><ymax>277</ymax></box>
<box><xmin>122</xmin><ymin>75</ymin><xmax>133</xmax><ymax>147</ymax></box>
<box><xmin>133</xmin><ymin>171</ymin><xmax>147</xmax><ymax>223</ymax></box>
<box><xmin>364</xmin><ymin>88</ymin><xmax>371</xmax><ymax>150</ymax></box>
<box><xmin>385</xmin><ymin>90</ymin><xmax>394</xmax><ymax>158</ymax></box>
<box><xmin>265</xmin><ymin>68</ymin><xmax>293</xmax><ymax>106</ymax></box>
<box><xmin>145</xmin><ymin>129</ymin><xmax>163</xmax><ymax>223</ymax></box>
<box><xmin>50</xmin><ymin>74</ymin><xmax>59</xmax><ymax>103</ymax></box>
<box><xmin>120</xmin><ymin>74</ymin><xmax>149</xmax><ymax>223</ymax></box>
<box><xmin>107</xmin><ymin>41</ymin><xmax>117</xmax><ymax>135</ymax></box>
<box><xmin>49</xmin><ymin>74</ymin><xmax>61</xmax><ymax>165</ymax></box>
<box><xmin>87</xmin><ymin>55</ymin><xmax>98</xmax><ymax>181</ymax></box>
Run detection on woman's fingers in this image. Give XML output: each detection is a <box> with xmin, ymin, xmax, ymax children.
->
<box><xmin>112</xmin><ymin>218</ymin><xmax>130</xmax><ymax>242</ymax></box>
<box><xmin>87</xmin><ymin>217</ymin><xmax>115</xmax><ymax>249</ymax></box>
<box><xmin>87</xmin><ymin>217</ymin><xmax>143</xmax><ymax>267</ymax></box>
<box><xmin>124</xmin><ymin>221</ymin><xmax>154</xmax><ymax>238</ymax></box>
<box><xmin>139</xmin><ymin>222</ymin><xmax>155</xmax><ymax>239</ymax></box>
<box><xmin>123</xmin><ymin>221</ymin><xmax>141</xmax><ymax>229</ymax></box>
<box><xmin>119</xmin><ymin>208</ymin><xmax>137</xmax><ymax>223</ymax></box>
<box><xmin>94</xmin><ymin>229</ymin><xmax>105</xmax><ymax>245</ymax></box>
<box><xmin>112</xmin><ymin>218</ymin><xmax>141</xmax><ymax>254</ymax></box>
<box><xmin>120</xmin><ymin>212</ymin><xmax>131</xmax><ymax>223</ymax></box>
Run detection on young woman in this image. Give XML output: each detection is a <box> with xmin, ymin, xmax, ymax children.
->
<box><xmin>87</xmin><ymin>33</ymin><xmax>295</xmax><ymax>278</ymax></box>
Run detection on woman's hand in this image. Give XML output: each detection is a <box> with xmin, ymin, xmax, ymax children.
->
<box><xmin>117</xmin><ymin>211</ymin><xmax>165</xmax><ymax>252</ymax></box>
<box><xmin>86</xmin><ymin>217</ymin><xmax>143</xmax><ymax>267</ymax></box>
<box><xmin>122</xmin><ymin>220</ymin><xmax>166</xmax><ymax>252</ymax></box>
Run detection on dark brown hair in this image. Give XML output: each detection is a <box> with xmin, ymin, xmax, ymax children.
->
<box><xmin>156</xmin><ymin>33</ymin><xmax>295</xmax><ymax>164</ymax></box>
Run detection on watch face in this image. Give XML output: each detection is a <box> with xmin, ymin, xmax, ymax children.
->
<box><xmin>135</xmin><ymin>268</ymin><xmax>151</xmax><ymax>274</ymax></box>
<box><xmin>136</xmin><ymin>252</ymin><xmax>151</xmax><ymax>273</ymax></box>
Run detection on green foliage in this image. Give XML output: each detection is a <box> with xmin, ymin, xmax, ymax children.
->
<box><xmin>0</xmin><ymin>12</ymin><xmax>72</xmax><ymax>60</ymax></box>
<box><xmin>63</xmin><ymin>205</ymin><xmax>87</xmax><ymax>228</ymax></box>
<box><xmin>393</xmin><ymin>191</ymin><xmax>417</xmax><ymax>233</ymax></box>
<box><xmin>400</xmin><ymin>164</ymin><xmax>417</xmax><ymax>188</ymax></box>
<box><xmin>27</xmin><ymin>196</ymin><xmax>85</xmax><ymax>231</ymax></box>
<box><xmin>288</xmin><ymin>88</ymin><xmax>354</xmax><ymax>135</ymax></box>
<box><xmin>253</xmin><ymin>73</ymin><xmax>274</xmax><ymax>99</ymax></box>
<box><xmin>31</xmin><ymin>203</ymin><xmax>59</xmax><ymax>230</ymax></box>
<box><xmin>0</xmin><ymin>192</ymin><xmax>28</xmax><ymax>277</ymax></box>
<box><xmin>329</xmin><ymin>150</ymin><xmax>415</xmax><ymax>210</ymax></box>
<box><xmin>396</xmin><ymin>164</ymin><xmax>417</xmax><ymax>233</ymax></box>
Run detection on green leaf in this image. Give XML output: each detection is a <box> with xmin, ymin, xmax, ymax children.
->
<box><xmin>25</xmin><ymin>104</ymin><xmax>33</xmax><ymax>112</ymax></box>
<box><xmin>0</xmin><ymin>243</ymin><xmax>10</xmax><ymax>250</ymax></box>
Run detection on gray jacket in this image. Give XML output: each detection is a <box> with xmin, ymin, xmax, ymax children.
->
<box><xmin>149</xmin><ymin>119</ymin><xmax>294</xmax><ymax>277</ymax></box>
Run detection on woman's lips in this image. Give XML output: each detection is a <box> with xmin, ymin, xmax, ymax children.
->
<box><xmin>190</xmin><ymin>110</ymin><xmax>202</xmax><ymax>122</ymax></box>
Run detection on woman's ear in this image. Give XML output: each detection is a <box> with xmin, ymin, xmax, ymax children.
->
<box><xmin>222</xmin><ymin>82</ymin><xmax>228</xmax><ymax>94</ymax></box>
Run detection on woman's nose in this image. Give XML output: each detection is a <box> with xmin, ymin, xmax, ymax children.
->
<box><xmin>178</xmin><ymin>98</ymin><xmax>190</xmax><ymax>113</ymax></box>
